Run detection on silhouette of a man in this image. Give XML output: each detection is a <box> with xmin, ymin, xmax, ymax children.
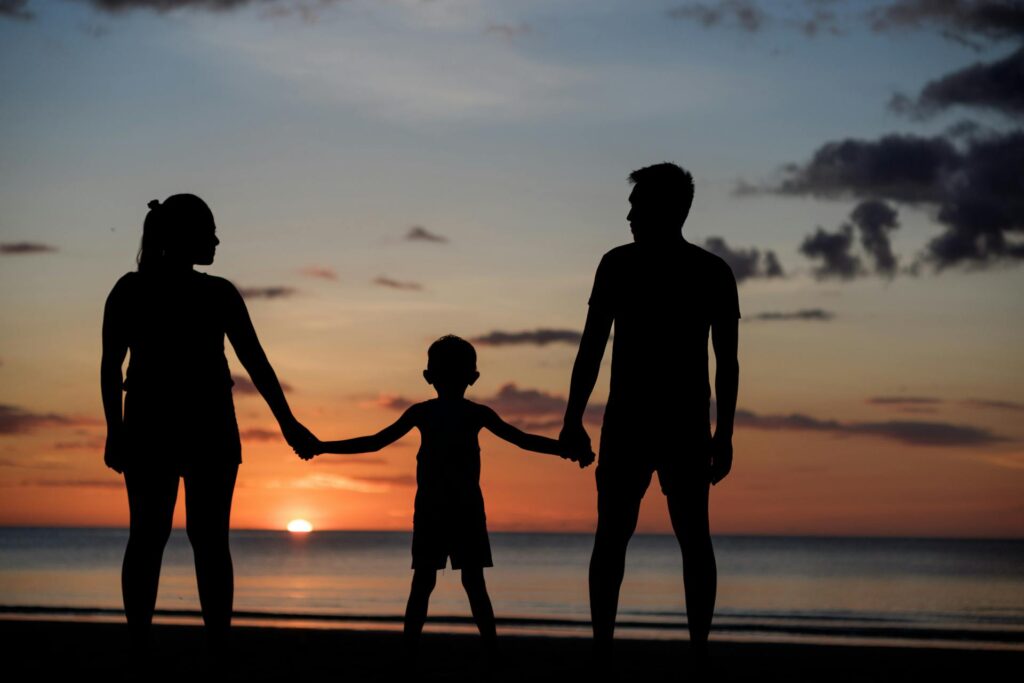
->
<box><xmin>560</xmin><ymin>162</ymin><xmax>739</xmax><ymax>662</ymax></box>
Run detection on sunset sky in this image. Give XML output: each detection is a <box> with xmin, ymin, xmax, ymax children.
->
<box><xmin>1</xmin><ymin>0</ymin><xmax>1022</xmax><ymax>537</ymax></box>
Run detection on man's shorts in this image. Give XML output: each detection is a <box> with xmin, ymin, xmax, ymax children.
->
<box><xmin>596</xmin><ymin>419</ymin><xmax>713</xmax><ymax>504</ymax></box>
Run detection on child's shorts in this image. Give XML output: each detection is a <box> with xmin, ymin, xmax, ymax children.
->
<box><xmin>411</xmin><ymin>516</ymin><xmax>493</xmax><ymax>570</ymax></box>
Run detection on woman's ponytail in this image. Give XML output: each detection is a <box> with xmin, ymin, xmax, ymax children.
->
<box><xmin>137</xmin><ymin>199</ymin><xmax>166</xmax><ymax>273</ymax></box>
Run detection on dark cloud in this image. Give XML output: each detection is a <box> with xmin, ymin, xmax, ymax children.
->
<box><xmin>1</xmin><ymin>242</ymin><xmax>57</xmax><ymax>254</ymax></box>
<box><xmin>239</xmin><ymin>428</ymin><xmax>281</xmax><ymax>442</ymax></box>
<box><xmin>799</xmin><ymin>225</ymin><xmax>863</xmax><ymax>280</ymax></box>
<box><xmin>0</xmin><ymin>456</ymin><xmax>67</xmax><ymax>470</ymax></box>
<box><xmin>890</xmin><ymin>46</ymin><xmax>1024</xmax><ymax>119</ymax></box>
<box><xmin>668</xmin><ymin>0</ymin><xmax>766</xmax><ymax>32</ymax></box>
<box><xmin>80</xmin><ymin>1</ymin><xmax>263</xmax><ymax>13</ymax></box>
<box><xmin>703</xmin><ymin>237</ymin><xmax>785</xmax><ymax>283</ymax></box>
<box><xmin>747</xmin><ymin>309</ymin><xmax>835</xmax><ymax>321</ymax></box>
<box><xmin>300</xmin><ymin>266</ymin><xmax>338</xmax><ymax>281</ymax></box>
<box><xmin>734</xmin><ymin>408</ymin><xmax>1007</xmax><ymax>446</ymax></box>
<box><xmin>373</xmin><ymin>276</ymin><xmax>423</xmax><ymax>291</ymax></box>
<box><xmin>485</xmin><ymin>23</ymin><xmax>532</xmax><ymax>40</ymax></box>
<box><xmin>53</xmin><ymin>438</ymin><xmax>105</xmax><ymax>450</ymax></box>
<box><xmin>867</xmin><ymin>0</ymin><xmax>1024</xmax><ymax>44</ymax></box>
<box><xmin>405</xmin><ymin>226</ymin><xmax>448</xmax><ymax>243</ymax></box>
<box><xmin>471</xmin><ymin>329</ymin><xmax>583</xmax><ymax>347</ymax></box>
<box><xmin>238</xmin><ymin>286</ymin><xmax>298</xmax><ymax>299</ymax></box>
<box><xmin>798</xmin><ymin>7</ymin><xmax>842</xmax><ymax>37</ymax></box>
<box><xmin>352</xmin><ymin>474</ymin><xmax>416</xmax><ymax>487</ymax></box>
<box><xmin>0</xmin><ymin>405</ymin><xmax>75</xmax><ymax>435</ymax></box>
<box><xmin>0</xmin><ymin>0</ymin><xmax>32</xmax><ymax>20</ymax></box>
<box><xmin>773</xmin><ymin>131</ymin><xmax>1024</xmax><ymax>269</ymax></box>
<box><xmin>486</xmin><ymin>383</ymin><xmax>569</xmax><ymax>416</ymax></box>
<box><xmin>486</xmin><ymin>384</ymin><xmax>605</xmax><ymax>429</ymax></box>
<box><xmin>373</xmin><ymin>394</ymin><xmax>415</xmax><ymax>411</ymax></box>
<box><xmin>373</xmin><ymin>383</ymin><xmax>604</xmax><ymax>429</ymax></box>
<box><xmin>851</xmin><ymin>199</ymin><xmax>900</xmax><ymax>276</ymax></box>
<box><xmin>19</xmin><ymin>478</ymin><xmax>122</xmax><ymax>489</ymax></box>
<box><xmin>315</xmin><ymin>455</ymin><xmax>389</xmax><ymax>466</ymax></box>
<box><xmin>868</xmin><ymin>396</ymin><xmax>943</xmax><ymax>405</ymax></box>
<box><xmin>963</xmin><ymin>398</ymin><xmax>1024</xmax><ymax>411</ymax></box>
<box><xmin>943</xmin><ymin>119</ymin><xmax>992</xmax><ymax>140</ymax></box>
<box><xmin>775</xmin><ymin>134</ymin><xmax>960</xmax><ymax>203</ymax></box>
<box><xmin>231</xmin><ymin>374</ymin><xmax>292</xmax><ymax>395</ymax></box>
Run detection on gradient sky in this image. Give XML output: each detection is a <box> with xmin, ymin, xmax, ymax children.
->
<box><xmin>1</xmin><ymin>0</ymin><xmax>1022</xmax><ymax>536</ymax></box>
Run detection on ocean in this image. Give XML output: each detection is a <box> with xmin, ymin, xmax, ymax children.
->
<box><xmin>1</xmin><ymin>529</ymin><xmax>1022</xmax><ymax>649</ymax></box>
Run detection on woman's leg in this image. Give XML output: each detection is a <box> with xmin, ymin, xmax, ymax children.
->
<box><xmin>122</xmin><ymin>464</ymin><xmax>179</xmax><ymax>649</ymax></box>
<box><xmin>183</xmin><ymin>462</ymin><xmax>238</xmax><ymax>648</ymax></box>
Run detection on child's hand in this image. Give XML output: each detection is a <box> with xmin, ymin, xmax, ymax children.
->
<box><xmin>561</xmin><ymin>443</ymin><xmax>595</xmax><ymax>469</ymax></box>
<box><xmin>293</xmin><ymin>438</ymin><xmax>323</xmax><ymax>461</ymax></box>
<box><xmin>575</xmin><ymin>448</ymin><xmax>596</xmax><ymax>469</ymax></box>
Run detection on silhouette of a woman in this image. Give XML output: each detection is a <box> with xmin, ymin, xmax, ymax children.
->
<box><xmin>101</xmin><ymin>194</ymin><xmax>313</xmax><ymax>656</ymax></box>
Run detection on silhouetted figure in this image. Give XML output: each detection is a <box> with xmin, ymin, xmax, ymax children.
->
<box><xmin>101</xmin><ymin>194</ymin><xmax>315</xmax><ymax>666</ymax></box>
<box><xmin>301</xmin><ymin>335</ymin><xmax>592</xmax><ymax>666</ymax></box>
<box><xmin>559</xmin><ymin>163</ymin><xmax>740</xmax><ymax>666</ymax></box>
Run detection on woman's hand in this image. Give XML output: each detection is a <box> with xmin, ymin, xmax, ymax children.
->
<box><xmin>104</xmin><ymin>431</ymin><xmax>127</xmax><ymax>474</ymax></box>
<box><xmin>282</xmin><ymin>418</ymin><xmax>317</xmax><ymax>459</ymax></box>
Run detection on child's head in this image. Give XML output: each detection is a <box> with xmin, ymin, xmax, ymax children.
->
<box><xmin>424</xmin><ymin>335</ymin><xmax>479</xmax><ymax>394</ymax></box>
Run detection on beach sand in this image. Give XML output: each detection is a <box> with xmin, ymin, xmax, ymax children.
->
<box><xmin>4</xmin><ymin>619</ymin><xmax>1020</xmax><ymax>681</ymax></box>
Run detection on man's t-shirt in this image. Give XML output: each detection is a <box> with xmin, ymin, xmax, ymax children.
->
<box><xmin>588</xmin><ymin>239</ymin><xmax>740</xmax><ymax>434</ymax></box>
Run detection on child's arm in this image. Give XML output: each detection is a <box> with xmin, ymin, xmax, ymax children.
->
<box><xmin>316</xmin><ymin>406</ymin><xmax>419</xmax><ymax>456</ymax></box>
<box><xmin>480</xmin><ymin>405</ymin><xmax>576</xmax><ymax>459</ymax></box>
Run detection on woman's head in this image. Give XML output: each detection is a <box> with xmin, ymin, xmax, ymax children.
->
<box><xmin>137</xmin><ymin>194</ymin><xmax>219</xmax><ymax>272</ymax></box>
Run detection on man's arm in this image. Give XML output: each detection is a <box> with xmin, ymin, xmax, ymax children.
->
<box><xmin>560</xmin><ymin>305</ymin><xmax>613</xmax><ymax>450</ymax></box>
<box><xmin>710</xmin><ymin>316</ymin><xmax>738</xmax><ymax>485</ymax></box>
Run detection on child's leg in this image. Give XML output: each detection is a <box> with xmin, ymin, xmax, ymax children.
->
<box><xmin>460</xmin><ymin>567</ymin><xmax>497</xmax><ymax>647</ymax></box>
<box><xmin>404</xmin><ymin>568</ymin><xmax>437</xmax><ymax>652</ymax></box>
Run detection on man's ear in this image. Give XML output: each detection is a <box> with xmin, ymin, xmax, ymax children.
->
<box><xmin>468</xmin><ymin>371</ymin><xmax>480</xmax><ymax>386</ymax></box>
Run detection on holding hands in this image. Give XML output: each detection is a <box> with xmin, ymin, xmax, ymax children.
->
<box><xmin>281</xmin><ymin>417</ymin><xmax>319</xmax><ymax>461</ymax></box>
<box><xmin>559</xmin><ymin>421</ymin><xmax>595</xmax><ymax>469</ymax></box>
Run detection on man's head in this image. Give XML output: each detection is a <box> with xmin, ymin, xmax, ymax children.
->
<box><xmin>424</xmin><ymin>335</ymin><xmax>480</xmax><ymax>393</ymax></box>
<box><xmin>626</xmin><ymin>162</ymin><xmax>694</xmax><ymax>243</ymax></box>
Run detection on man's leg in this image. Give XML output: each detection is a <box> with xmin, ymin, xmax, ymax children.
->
<box><xmin>667</xmin><ymin>480</ymin><xmax>715</xmax><ymax>657</ymax></box>
<box><xmin>590</xmin><ymin>465</ymin><xmax>648</xmax><ymax>649</ymax></box>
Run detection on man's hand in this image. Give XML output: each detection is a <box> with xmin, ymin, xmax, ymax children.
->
<box><xmin>560</xmin><ymin>421</ymin><xmax>594</xmax><ymax>470</ymax></box>
<box><xmin>709</xmin><ymin>432</ymin><xmax>733</xmax><ymax>485</ymax></box>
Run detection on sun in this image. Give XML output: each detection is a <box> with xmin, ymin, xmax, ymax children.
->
<box><xmin>287</xmin><ymin>519</ymin><xmax>313</xmax><ymax>533</ymax></box>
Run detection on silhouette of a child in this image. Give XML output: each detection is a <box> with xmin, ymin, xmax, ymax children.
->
<box><xmin>301</xmin><ymin>335</ymin><xmax>593</xmax><ymax>659</ymax></box>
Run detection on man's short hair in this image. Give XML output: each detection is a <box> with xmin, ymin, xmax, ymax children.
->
<box><xmin>427</xmin><ymin>335</ymin><xmax>478</xmax><ymax>379</ymax></box>
<box><xmin>628</xmin><ymin>162</ymin><xmax>695</xmax><ymax>229</ymax></box>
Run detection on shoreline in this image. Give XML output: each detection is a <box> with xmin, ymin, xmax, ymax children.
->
<box><xmin>3</xmin><ymin>605</ymin><xmax>1022</xmax><ymax>651</ymax></box>
<box><xmin>5</xmin><ymin>618</ymin><xmax>1022</xmax><ymax>681</ymax></box>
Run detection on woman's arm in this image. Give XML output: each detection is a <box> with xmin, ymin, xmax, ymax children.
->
<box><xmin>222</xmin><ymin>279</ymin><xmax>315</xmax><ymax>452</ymax></box>
<box><xmin>100</xmin><ymin>279</ymin><xmax>129</xmax><ymax>473</ymax></box>
<box><xmin>317</xmin><ymin>407</ymin><xmax>418</xmax><ymax>456</ymax></box>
